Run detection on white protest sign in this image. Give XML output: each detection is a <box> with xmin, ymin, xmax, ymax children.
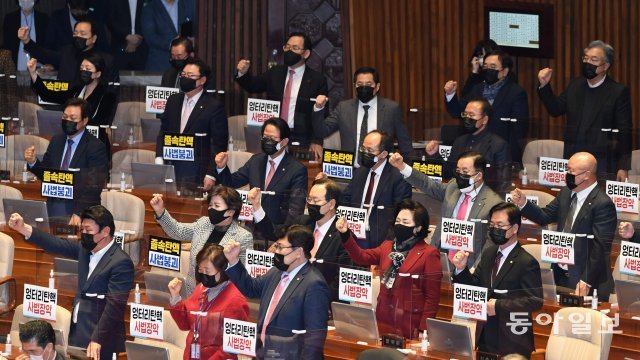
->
<box><xmin>541</xmin><ymin>229</ymin><xmax>575</xmax><ymax>265</ymax></box>
<box><xmin>338</xmin><ymin>267</ymin><xmax>373</xmax><ymax>304</ymax></box>
<box><xmin>247</xmin><ymin>98</ymin><xmax>280</xmax><ymax>126</ymax></box>
<box><xmin>440</xmin><ymin>218</ymin><xmax>475</xmax><ymax>253</ymax></box>
<box><xmin>23</xmin><ymin>284</ymin><xmax>57</xmax><ymax>321</ymax></box>
<box><xmin>130</xmin><ymin>303</ymin><xmax>164</xmax><ymax>340</ymax></box>
<box><xmin>606</xmin><ymin>180</ymin><xmax>639</xmax><ymax>213</ymax></box>
<box><xmin>223</xmin><ymin>318</ymin><xmax>257</xmax><ymax>357</ymax></box>
<box><xmin>337</xmin><ymin>206</ymin><xmax>367</xmax><ymax>239</ymax></box>
<box><xmin>538</xmin><ymin>157</ymin><xmax>568</xmax><ymax>187</ymax></box>
<box><xmin>453</xmin><ymin>283</ymin><xmax>487</xmax><ymax>321</ymax></box>
<box><xmin>237</xmin><ymin>189</ymin><xmax>254</xmax><ymax>222</ymax></box>
<box><xmin>439</xmin><ymin>145</ymin><xmax>452</xmax><ymax>161</ymax></box>
<box><xmin>619</xmin><ymin>240</ymin><xmax>640</xmax><ymax>276</ymax></box>
<box><xmin>145</xmin><ymin>86</ymin><xmax>179</xmax><ymax>114</ymax></box>
<box><xmin>245</xmin><ymin>250</ymin><xmax>274</xmax><ymax>278</ymax></box>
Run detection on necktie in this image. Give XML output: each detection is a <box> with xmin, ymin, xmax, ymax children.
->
<box><xmin>311</xmin><ymin>228</ymin><xmax>321</xmax><ymax>259</ymax></box>
<box><xmin>357</xmin><ymin>105</ymin><xmax>371</xmax><ymax>165</ymax></box>
<box><xmin>448</xmin><ymin>194</ymin><xmax>471</xmax><ymax>262</ymax></box>
<box><xmin>61</xmin><ymin>139</ymin><xmax>74</xmax><ymax>170</ymax></box>
<box><xmin>264</xmin><ymin>160</ymin><xmax>276</xmax><ymax>189</ymax></box>
<box><xmin>364</xmin><ymin>171</ymin><xmax>376</xmax><ymax>205</ymax></box>
<box><xmin>180</xmin><ymin>98</ymin><xmax>194</xmax><ymax>133</ymax></box>
<box><xmin>261</xmin><ymin>274</ymin><xmax>290</xmax><ymax>344</ymax></box>
<box><xmin>280</xmin><ymin>69</ymin><xmax>295</xmax><ymax>125</ymax></box>
<box><xmin>563</xmin><ymin>193</ymin><xmax>578</xmax><ymax>232</ymax></box>
<box><xmin>491</xmin><ymin>251</ymin><xmax>503</xmax><ymax>286</ymax></box>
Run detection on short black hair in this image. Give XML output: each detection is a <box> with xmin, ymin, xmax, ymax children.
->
<box><xmin>64</xmin><ymin>97</ymin><xmax>93</xmax><ymax>121</ymax></box>
<box><xmin>287</xmin><ymin>32</ymin><xmax>312</xmax><ymax>51</ymax></box>
<box><xmin>353</xmin><ymin>66</ymin><xmax>380</xmax><ymax>83</ymax></box>
<box><xmin>81</xmin><ymin>205</ymin><xmax>116</xmax><ymax>237</ymax></box>
<box><xmin>485</xmin><ymin>49</ymin><xmax>513</xmax><ymax>70</ymax></box>
<box><xmin>81</xmin><ymin>52</ymin><xmax>106</xmax><ymax>73</ymax></box>
<box><xmin>393</xmin><ymin>199</ymin><xmax>430</xmax><ymax>239</ymax></box>
<box><xmin>15</xmin><ymin>0</ymin><xmax>40</xmax><ymax>5</ymax></box>
<box><xmin>261</xmin><ymin>117</ymin><xmax>290</xmax><ymax>141</ymax></box>
<box><xmin>170</xmin><ymin>36</ymin><xmax>195</xmax><ymax>53</ymax></box>
<box><xmin>458</xmin><ymin>151</ymin><xmax>487</xmax><ymax>173</ymax></box>
<box><xmin>74</xmin><ymin>18</ymin><xmax>97</xmax><ymax>37</ymax></box>
<box><xmin>184</xmin><ymin>57</ymin><xmax>211</xmax><ymax>80</ymax></box>
<box><xmin>195</xmin><ymin>243</ymin><xmax>229</xmax><ymax>283</ymax></box>
<box><xmin>284</xmin><ymin>224</ymin><xmax>314</xmax><ymax>259</ymax></box>
<box><xmin>19</xmin><ymin>320</ymin><xmax>56</xmax><ymax>350</ymax></box>
<box><xmin>489</xmin><ymin>201</ymin><xmax>521</xmax><ymax>228</ymax></box>
<box><xmin>472</xmin><ymin>39</ymin><xmax>500</xmax><ymax>58</ymax></box>
<box><xmin>367</xmin><ymin>129</ymin><xmax>393</xmax><ymax>153</ymax></box>
<box><xmin>467</xmin><ymin>97</ymin><xmax>493</xmax><ymax>118</ymax></box>
<box><xmin>311</xmin><ymin>178</ymin><xmax>342</xmax><ymax>206</ymax></box>
<box><xmin>206</xmin><ymin>185</ymin><xmax>242</xmax><ymax>219</ymax></box>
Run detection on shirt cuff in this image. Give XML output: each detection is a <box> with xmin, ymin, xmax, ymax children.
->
<box><xmin>226</xmin><ymin>260</ymin><xmax>239</xmax><ymax>270</ymax></box>
<box><xmin>400</xmin><ymin>164</ymin><xmax>412</xmax><ymax>178</ymax></box>
<box><xmin>236</xmin><ymin>72</ymin><xmax>246</xmax><ymax>78</ymax></box>
<box><xmin>205</xmin><ymin>174</ymin><xmax>216</xmax><ymax>181</ymax></box>
<box><xmin>445</xmin><ymin>92</ymin><xmax>455</xmax><ymax>102</ymax></box>
<box><xmin>253</xmin><ymin>207</ymin><xmax>266</xmax><ymax>223</ymax></box>
<box><xmin>454</xmin><ymin>267</ymin><xmax>464</xmax><ymax>276</ymax></box>
<box><xmin>579</xmin><ymin>280</ymin><xmax>592</xmax><ymax>288</ymax></box>
<box><xmin>313</xmin><ymin>105</ymin><xmax>324</xmax><ymax>112</ymax></box>
<box><xmin>216</xmin><ymin>166</ymin><xmax>226</xmax><ymax>174</ymax></box>
<box><xmin>154</xmin><ymin>157</ymin><xmax>164</xmax><ymax>165</ymax></box>
<box><xmin>169</xmin><ymin>295</ymin><xmax>182</xmax><ymax>306</ymax></box>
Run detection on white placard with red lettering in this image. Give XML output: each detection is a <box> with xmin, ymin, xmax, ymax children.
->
<box><xmin>130</xmin><ymin>303</ymin><xmax>164</xmax><ymax>340</ymax></box>
<box><xmin>440</xmin><ymin>218</ymin><xmax>475</xmax><ymax>253</ymax></box>
<box><xmin>541</xmin><ymin>229</ymin><xmax>575</xmax><ymax>265</ymax></box>
<box><xmin>113</xmin><ymin>231</ymin><xmax>125</xmax><ymax>249</ymax></box>
<box><xmin>237</xmin><ymin>189</ymin><xmax>254</xmax><ymax>221</ymax></box>
<box><xmin>246</xmin><ymin>98</ymin><xmax>280</xmax><ymax>126</ymax></box>
<box><xmin>337</xmin><ymin>206</ymin><xmax>367</xmax><ymax>239</ymax></box>
<box><xmin>338</xmin><ymin>267</ymin><xmax>373</xmax><ymax>304</ymax></box>
<box><xmin>606</xmin><ymin>180</ymin><xmax>639</xmax><ymax>213</ymax></box>
<box><xmin>245</xmin><ymin>250</ymin><xmax>274</xmax><ymax>278</ymax></box>
<box><xmin>453</xmin><ymin>283</ymin><xmax>487</xmax><ymax>321</ymax></box>
<box><xmin>538</xmin><ymin>157</ymin><xmax>568</xmax><ymax>187</ymax></box>
<box><xmin>439</xmin><ymin>145</ymin><xmax>452</xmax><ymax>161</ymax></box>
<box><xmin>145</xmin><ymin>86</ymin><xmax>179</xmax><ymax>114</ymax></box>
<box><xmin>223</xmin><ymin>318</ymin><xmax>257</xmax><ymax>356</ymax></box>
<box><xmin>23</xmin><ymin>284</ymin><xmax>57</xmax><ymax>321</ymax></box>
<box><xmin>505</xmin><ymin>193</ymin><xmax>538</xmax><ymax>225</ymax></box>
<box><xmin>619</xmin><ymin>241</ymin><xmax>640</xmax><ymax>276</ymax></box>
<box><xmin>86</xmin><ymin>125</ymin><xmax>99</xmax><ymax>138</ymax></box>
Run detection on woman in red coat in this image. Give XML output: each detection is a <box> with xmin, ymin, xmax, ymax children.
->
<box><xmin>168</xmin><ymin>243</ymin><xmax>250</xmax><ymax>360</ymax></box>
<box><xmin>336</xmin><ymin>199</ymin><xmax>442</xmax><ymax>340</ymax></box>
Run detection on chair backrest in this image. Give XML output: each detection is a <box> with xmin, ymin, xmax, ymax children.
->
<box><xmin>630</xmin><ymin>150</ymin><xmax>640</xmax><ymax>175</ymax></box>
<box><xmin>545</xmin><ymin>307</ymin><xmax>613</xmax><ymax>360</ymax></box>
<box><xmin>521</xmin><ymin>139</ymin><xmax>564</xmax><ymax>179</ymax></box>
<box><xmin>0</xmin><ymin>135</ymin><xmax>50</xmax><ymax>175</ymax></box>
<box><xmin>227</xmin><ymin>150</ymin><xmax>253</xmax><ymax>173</ymax></box>
<box><xmin>110</xmin><ymin>149</ymin><xmax>157</xmax><ymax>185</ymax></box>
<box><xmin>521</xmin><ymin>244</ymin><xmax>551</xmax><ymax>270</ymax></box>
<box><xmin>11</xmin><ymin>304</ymin><xmax>72</xmax><ymax>355</ymax></box>
<box><xmin>0</xmin><ymin>186</ymin><xmax>23</xmax><ymax>224</ymax></box>
<box><xmin>112</xmin><ymin>102</ymin><xmax>148</xmax><ymax>144</ymax></box>
<box><xmin>100</xmin><ymin>191</ymin><xmax>145</xmax><ymax>236</ymax></box>
<box><xmin>19</xmin><ymin>101</ymin><xmax>44</xmax><ymax>134</ymax></box>
<box><xmin>228</xmin><ymin>115</ymin><xmax>247</xmax><ymax>151</ymax></box>
<box><xmin>133</xmin><ymin>310</ymin><xmax>188</xmax><ymax>360</ymax></box>
<box><xmin>323</xmin><ymin>130</ymin><xmax>341</xmax><ymax>150</ymax></box>
<box><xmin>0</xmin><ymin>232</ymin><xmax>14</xmax><ymax>279</ymax></box>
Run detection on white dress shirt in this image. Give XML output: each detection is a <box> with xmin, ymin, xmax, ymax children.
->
<box><xmin>360</xmin><ymin>159</ymin><xmax>386</xmax><ymax>208</ymax></box>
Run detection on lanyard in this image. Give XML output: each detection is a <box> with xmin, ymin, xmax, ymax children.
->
<box><xmin>193</xmin><ymin>283</ymin><xmax>228</xmax><ymax>342</ymax></box>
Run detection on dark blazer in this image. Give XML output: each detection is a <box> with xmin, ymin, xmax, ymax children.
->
<box><xmin>453</xmin><ymin>243</ymin><xmax>543</xmax><ymax>357</ymax></box>
<box><xmin>28</xmin><ymin>229</ymin><xmax>134</xmax><ymax>360</ymax></box>
<box><xmin>520</xmin><ymin>185</ymin><xmax>617</xmax><ymax>300</ymax></box>
<box><xmin>436</xmin><ymin>129</ymin><xmax>510</xmax><ymax>179</ymax></box>
<box><xmin>161</xmin><ymin>67</ymin><xmax>216</xmax><ymax>90</ymax></box>
<box><xmin>2</xmin><ymin>9</ymin><xmax>49</xmax><ymax>65</ymax></box>
<box><xmin>226</xmin><ymin>262</ymin><xmax>329</xmax><ymax>360</ymax></box>
<box><xmin>28</xmin><ymin>131</ymin><xmax>108</xmax><ymax>216</ymax></box>
<box><xmin>43</xmin><ymin>7</ymin><xmax>110</xmax><ymax>52</ymax></box>
<box><xmin>105</xmin><ymin>0</ymin><xmax>148</xmax><ymax>70</ymax></box>
<box><xmin>211</xmin><ymin>152</ymin><xmax>308</xmax><ymax>226</ymax></box>
<box><xmin>538</xmin><ymin>76</ymin><xmax>632</xmax><ymax>172</ymax></box>
<box><xmin>254</xmin><ymin>214</ymin><xmax>351</xmax><ymax>301</ymax></box>
<box><xmin>236</xmin><ymin>64</ymin><xmax>328</xmax><ymax>146</ymax></box>
<box><xmin>403</xmin><ymin>168</ymin><xmax>503</xmax><ymax>268</ymax></box>
<box><xmin>156</xmin><ymin>91</ymin><xmax>228</xmax><ymax>182</ymax></box>
<box><xmin>446</xmin><ymin>78</ymin><xmax>529</xmax><ymax>163</ymax></box>
<box><xmin>342</xmin><ymin>161</ymin><xmax>412</xmax><ymax>248</ymax></box>
<box><xmin>312</xmin><ymin>96</ymin><xmax>413</xmax><ymax>157</ymax></box>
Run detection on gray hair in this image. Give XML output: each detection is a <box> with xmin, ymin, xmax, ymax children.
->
<box><xmin>585</xmin><ymin>40</ymin><xmax>614</xmax><ymax>67</ymax></box>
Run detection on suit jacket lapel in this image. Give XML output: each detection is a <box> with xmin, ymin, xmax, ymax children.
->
<box><xmin>400</xmin><ymin>242</ymin><xmax>426</xmax><ymax>272</ymax></box>
<box><xmin>69</xmin><ymin>133</ymin><xmax>90</xmax><ymax>168</ymax></box>
<box><xmin>372</xmin><ymin>163</ymin><xmax>392</xmax><ymax>204</ymax></box>
<box><xmin>376</xmin><ymin>98</ymin><xmax>385</xmax><ymax>129</ymax></box>
<box><xmin>493</xmin><ymin>244</ymin><xmax>520</xmax><ymax>288</ymax></box>
<box><xmin>270</xmin><ymin>264</ymin><xmax>310</xmax><ymax>323</ymax></box>
<box><xmin>570</xmin><ymin>187</ymin><xmax>599</xmax><ymax>232</ymax></box>
<box><xmin>315</xmin><ymin>218</ymin><xmax>338</xmax><ymax>257</ymax></box>
<box><xmin>183</xmin><ymin>94</ymin><xmax>207</xmax><ymax>133</ymax></box>
<box><xmin>266</xmin><ymin>153</ymin><xmax>289</xmax><ymax>189</ymax></box>
<box><xmin>82</xmin><ymin>244</ymin><xmax>116</xmax><ymax>292</ymax></box>
<box><xmin>467</xmin><ymin>186</ymin><xmax>488</xmax><ymax>220</ymax></box>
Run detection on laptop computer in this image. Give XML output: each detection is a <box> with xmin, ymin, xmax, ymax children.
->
<box><xmin>244</xmin><ymin>125</ymin><xmax>263</xmax><ymax>154</ymax></box>
<box><xmin>66</xmin><ymin>345</ymin><xmax>90</xmax><ymax>360</ymax></box>
<box><xmin>131</xmin><ymin>163</ymin><xmax>177</xmax><ymax>193</ymax></box>
<box><xmin>54</xmin><ymin>257</ymin><xmax>79</xmax><ymax>274</ymax></box>
<box><xmin>426</xmin><ymin>318</ymin><xmax>474</xmax><ymax>358</ymax></box>
<box><xmin>141</xmin><ymin>118</ymin><xmax>161</xmax><ymax>143</ymax></box>
<box><xmin>330</xmin><ymin>301</ymin><xmax>379</xmax><ymax>342</ymax></box>
<box><xmin>440</xmin><ymin>251</ymin><xmax>451</xmax><ymax>285</ymax></box>
<box><xmin>37</xmin><ymin>110</ymin><xmax>64</xmax><ymax>136</ymax></box>
<box><xmin>125</xmin><ymin>340</ymin><xmax>170</xmax><ymax>360</ymax></box>
<box><xmin>614</xmin><ymin>278</ymin><xmax>640</xmax><ymax>315</ymax></box>
<box><xmin>144</xmin><ymin>272</ymin><xmax>187</xmax><ymax>304</ymax></box>
<box><xmin>2</xmin><ymin>198</ymin><xmax>49</xmax><ymax>228</ymax></box>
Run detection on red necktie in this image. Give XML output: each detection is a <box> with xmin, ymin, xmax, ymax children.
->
<box><xmin>311</xmin><ymin>228</ymin><xmax>321</xmax><ymax>259</ymax></box>
<box><xmin>261</xmin><ymin>274</ymin><xmax>290</xmax><ymax>344</ymax></box>
<box><xmin>449</xmin><ymin>194</ymin><xmax>471</xmax><ymax>262</ymax></box>
<box><xmin>264</xmin><ymin>160</ymin><xmax>276</xmax><ymax>189</ymax></box>
<box><xmin>364</xmin><ymin>171</ymin><xmax>376</xmax><ymax>205</ymax></box>
<box><xmin>280</xmin><ymin>69</ymin><xmax>295</xmax><ymax>124</ymax></box>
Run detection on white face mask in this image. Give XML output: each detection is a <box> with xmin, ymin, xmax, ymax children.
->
<box><xmin>19</xmin><ymin>0</ymin><xmax>35</xmax><ymax>11</ymax></box>
<box><xmin>30</xmin><ymin>346</ymin><xmax>53</xmax><ymax>360</ymax></box>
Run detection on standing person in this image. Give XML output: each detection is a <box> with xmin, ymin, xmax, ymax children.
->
<box><xmin>2</xmin><ymin>0</ymin><xmax>49</xmax><ymax>70</ymax></box>
<box><xmin>105</xmin><ymin>0</ymin><xmax>147</xmax><ymax>71</ymax></box>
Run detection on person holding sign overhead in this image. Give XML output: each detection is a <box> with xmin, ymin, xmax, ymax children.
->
<box><xmin>168</xmin><ymin>243</ymin><xmax>249</xmax><ymax>360</ymax></box>
<box><xmin>150</xmin><ymin>185</ymin><xmax>253</xmax><ymax>296</ymax></box>
<box><xmin>8</xmin><ymin>205</ymin><xmax>134</xmax><ymax>360</ymax></box>
<box><xmin>512</xmin><ymin>152</ymin><xmax>617</xmax><ymax>300</ymax></box>
<box><xmin>451</xmin><ymin>202</ymin><xmax>543</xmax><ymax>358</ymax></box>
<box><xmin>24</xmin><ymin>97</ymin><xmax>108</xmax><ymax>225</ymax></box>
<box><xmin>336</xmin><ymin>199</ymin><xmax>441</xmax><ymax>340</ymax></box>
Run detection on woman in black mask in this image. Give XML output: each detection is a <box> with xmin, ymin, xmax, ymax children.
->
<box><xmin>336</xmin><ymin>199</ymin><xmax>442</xmax><ymax>340</ymax></box>
<box><xmin>150</xmin><ymin>185</ymin><xmax>254</xmax><ymax>295</ymax></box>
<box><xmin>168</xmin><ymin>243</ymin><xmax>250</xmax><ymax>360</ymax></box>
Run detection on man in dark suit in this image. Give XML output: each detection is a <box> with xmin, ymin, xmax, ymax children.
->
<box><xmin>339</xmin><ymin>130</ymin><xmax>412</xmax><ymax>249</ymax></box>
<box><xmin>42</xmin><ymin>0</ymin><xmax>110</xmax><ymax>52</ymax></box>
<box><xmin>105</xmin><ymin>0</ymin><xmax>147</xmax><ymax>70</ymax></box>
<box><xmin>512</xmin><ymin>152</ymin><xmax>617</xmax><ymax>300</ymax></box>
<box><xmin>537</xmin><ymin>40</ymin><xmax>631</xmax><ymax>180</ymax></box>
<box><xmin>312</xmin><ymin>66</ymin><xmax>413</xmax><ymax>164</ymax></box>
<box><xmin>155</xmin><ymin>57</ymin><xmax>228</xmax><ymax>185</ymax></box>
<box><xmin>161</xmin><ymin>37</ymin><xmax>194</xmax><ymax>88</ymax></box>
<box><xmin>452</xmin><ymin>202</ymin><xmax>543</xmax><ymax>358</ymax></box>
<box><xmin>389</xmin><ymin>150</ymin><xmax>503</xmax><ymax>268</ymax></box>
<box><xmin>248</xmin><ymin>178</ymin><xmax>351</xmax><ymax>301</ymax></box>
<box><xmin>9</xmin><ymin>205</ymin><xmax>134</xmax><ymax>360</ymax></box>
<box><xmin>2</xmin><ymin>0</ymin><xmax>48</xmax><ymax>70</ymax></box>
<box><xmin>24</xmin><ymin>98</ymin><xmax>108</xmax><ymax>226</ymax></box>
<box><xmin>206</xmin><ymin>117</ymin><xmax>307</xmax><ymax>227</ymax></box>
<box><xmin>224</xmin><ymin>225</ymin><xmax>330</xmax><ymax>360</ymax></box>
<box><xmin>18</xmin><ymin>320</ymin><xmax>67</xmax><ymax>360</ymax></box>
<box><xmin>444</xmin><ymin>50</ymin><xmax>529</xmax><ymax>164</ymax></box>
<box><xmin>235</xmin><ymin>32</ymin><xmax>328</xmax><ymax>158</ymax></box>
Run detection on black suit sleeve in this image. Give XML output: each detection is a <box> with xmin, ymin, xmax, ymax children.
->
<box><xmin>537</xmin><ymin>84</ymin><xmax>568</xmax><ymax>117</ymax></box>
<box><xmin>208</xmin><ymin>101</ymin><xmax>229</xmax><ymax>156</ymax></box>
<box><xmin>519</xmin><ymin>194</ymin><xmax>561</xmax><ymax>227</ymax></box>
<box><xmin>31</xmin><ymin>76</ymin><xmax>75</xmax><ymax>104</ymax></box>
<box><xmin>24</xmin><ymin>40</ymin><xmax>61</xmax><ymax>68</ymax></box>
<box><xmin>494</xmin><ymin>256</ymin><xmax>543</xmax><ymax>315</ymax></box>
<box><xmin>582</xmin><ymin>197</ymin><xmax>616</xmax><ymax>286</ymax></box>
<box><xmin>391</xmin><ymin>104</ymin><xmax>413</xmax><ymax>157</ymax></box>
<box><xmin>28</xmin><ymin>228</ymin><xmax>81</xmax><ymax>260</ymax></box>
<box><xmin>613</xmin><ymin>86</ymin><xmax>632</xmax><ymax>170</ymax></box>
<box><xmin>234</xmin><ymin>72</ymin><xmax>268</xmax><ymax>94</ymax></box>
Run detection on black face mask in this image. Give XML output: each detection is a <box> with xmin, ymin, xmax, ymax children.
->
<box><xmin>72</xmin><ymin>36</ymin><xmax>89</xmax><ymax>51</ymax></box>
<box><xmin>582</xmin><ymin>62</ymin><xmax>599</xmax><ymax>80</ymax></box>
<box><xmin>488</xmin><ymin>227</ymin><xmax>511</xmax><ymax>245</ymax></box>
<box><xmin>61</xmin><ymin>119</ymin><xmax>79</xmax><ymax>136</ymax></box>
<box><xmin>565</xmin><ymin>172</ymin><xmax>586</xmax><ymax>190</ymax></box>
<box><xmin>179</xmin><ymin>76</ymin><xmax>197</xmax><ymax>93</ymax></box>
<box><xmin>208</xmin><ymin>208</ymin><xmax>229</xmax><ymax>225</ymax></box>
<box><xmin>394</xmin><ymin>224</ymin><xmax>416</xmax><ymax>244</ymax></box>
<box><xmin>455</xmin><ymin>173</ymin><xmax>474</xmax><ymax>191</ymax></box>
<box><xmin>359</xmin><ymin>151</ymin><xmax>378</xmax><ymax>168</ymax></box>
<box><xmin>462</xmin><ymin>117</ymin><xmax>477</xmax><ymax>134</ymax></box>
<box><xmin>261</xmin><ymin>138</ymin><xmax>280</xmax><ymax>155</ymax></box>
<box><xmin>356</xmin><ymin>86</ymin><xmax>375</xmax><ymax>103</ymax></box>
<box><xmin>170</xmin><ymin>59</ymin><xmax>187</xmax><ymax>70</ymax></box>
<box><xmin>196</xmin><ymin>272</ymin><xmax>220</xmax><ymax>288</ymax></box>
<box><xmin>79</xmin><ymin>70</ymin><xmax>94</xmax><ymax>85</ymax></box>
<box><xmin>273</xmin><ymin>252</ymin><xmax>291</xmax><ymax>271</ymax></box>
<box><xmin>307</xmin><ymin>204</ymin><xmax>324</xmax><ymax>222</ymax></box>
<box><xmin>81</xmin><ymin>233</ymin><xmax>98</xmax><ymax>251</ymax></box>
<box><xmin>283</xmin><ymin>50</ymin><xmax>303</xmax><ymax>67</ymax></box>
<box><xmin>482</xmin><ymin>68</ymin><xmax>500</xmax><ymax>85</ymax></box>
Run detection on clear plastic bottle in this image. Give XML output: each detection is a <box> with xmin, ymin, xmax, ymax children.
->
<box><xmin>5</xmin><ymin>334</ymin><xmax>11</xmax><ymax>354</ymax></box>
<box><xmin>420</xmin><ymin>329</ymin><xmax>428</xmax><ymax>352</ymax></box>
<box><xmin>127</xmin><ymin>128</ymin><xmax>135</xmax><ymax>145</ymax></box>
<box><xmin>521</xmin><ymin>167</ymin><xmax>529</xmax><ymax>186</ymax></box>
<box><xmin>22</xmin><ymin>163</ymin><xmax>29</xmax><ymax>183</ymax></box>
<box><xmin>592</xmin><ymin>289</ymin><xmax>598</xmax><ymax>310</ymax></box>
<box><xmin>48</xmin><ymin>269</ymin><xmax>55</xmax><ymax>289</ymax></box>
<box><xmin>120</xmin><ymin>172</ymin><xmax>126</xmax><ymax>191</ymax></box>
<box><xmin>228</xmin><ymin>135</ymin><xmax>234</xmax><ymax>152</ymax></box>
<box><xmin>134</xmin><ymin>283</ymin><xmax>140</xmax><ymax>304</ymax></box>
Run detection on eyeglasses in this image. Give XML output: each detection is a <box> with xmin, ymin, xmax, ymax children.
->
<box><xmin>454</xmin><ymin>170</ymin><xmax>478</xmax><ymax>178</ymax></box>
<box><xmin>180</xmin><ymin>72</ymin><xmax>202</xmax><ymax>79</ymax></box>
<box><xmin>262</xmin><ymin>136</ymin><xmax>281</xmax><ymax>142</ymax></box>
<box><xmin>306</xmin><ymin>197</ymin><xmax>328</xmax><ymax>205</ymax></box>
<box><xmin>489</xmin><ymin>223</ymin><xmax>513</xmax><ymax>230</ymax></box>
<box><xmin>481</xmin><ymin>64</ymin><xmax>503</xmax><ymax>71</ymax></box>
<box><xmin>581</xmin><ymin>55</ymin><xmax>604</xmax><ymax>65</ymax></box>
<box><xmin>358</xmin><ymin>146</ymin><xmax>381</xmax><ymax>155</ymax></box>
<box><xmin>460</xmin><ymin>112</ymin><xmax>483</xmax><ymax>119</ymax></box>
<box><xmin>62</xmin><ymin>115</ymin><xmax>81</xmax><ymax>121</ymax></box>
<box><xmin>355</xmin><ymin>82</ymin><xmax>376</xmax><ymax>87</ymax></box>
<box><xmin>272</xmin><ymin>243</ymin><xmax>295</xmax><ymax>251</ymax></box>
<box><xmin>283</xmin><ymin>44</ymin><xmax>305</xmax><ymax>52</ymax></box>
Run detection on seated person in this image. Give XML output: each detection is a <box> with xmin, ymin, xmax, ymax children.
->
<box><xmin>168</xmin><ymin>243</ymin><xmax>250</xmax><ymax>360</ymax></box>
<box><xmin>17</xmin><ymin>320</ymin><xmax>67</xmax><ymax>360</ymax></box>
<box><xmin>24</xmin><ymin>98</ymin><xmax>108</xmax><ymax>225</ymax></box>
<box><xmin>336</xmin><ymin>199</ymin><xmax>441</xmax><ymax>340</ymax></box>
<box><xmin>150</xmin><ymin>185</ymin><xmax>253</xmax><ymax>295</ymax></box>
